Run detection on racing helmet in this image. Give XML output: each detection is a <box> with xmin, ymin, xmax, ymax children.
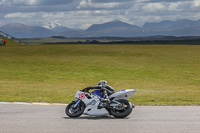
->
<box><xmin>98</xmin><ymin>80</ymin><xmax>107</xmax><ymax>86</ymax></box>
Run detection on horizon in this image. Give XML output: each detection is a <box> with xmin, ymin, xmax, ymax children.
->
<box><xmin>1</xmin><ymin>18</ymin><xmax>200</xmax><ymax>30</ymax></box>
<box><xmin>0</xmin><ymin>0</ymin><xmax>200</xmax><ymax>29</ymax></box>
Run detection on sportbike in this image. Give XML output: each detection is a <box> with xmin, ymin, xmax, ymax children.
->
<box><xmin>65</xmin><ymin>88</ymin><xmax>135</xmax><ymax>118</ymax></box>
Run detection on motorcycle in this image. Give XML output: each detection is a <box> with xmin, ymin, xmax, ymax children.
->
<box><xmin>65</xmin><ymin>88</ymin><xmax>136</xmax><ymax>118</ymax></box>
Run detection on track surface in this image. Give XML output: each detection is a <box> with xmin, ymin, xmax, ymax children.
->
<box><xmin>0</xmin><ymin>104</ymin><xmax>199</xmax><ymax>133</ymax></box>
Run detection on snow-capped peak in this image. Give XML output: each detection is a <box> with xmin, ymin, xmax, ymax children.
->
<box><xmin>41</xmin><ymin>22</ymin><xmax>62</xmax><ymax>29</ymax></box>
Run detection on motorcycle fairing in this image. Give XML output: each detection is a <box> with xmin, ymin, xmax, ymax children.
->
<box><xmin>75</xmin><ymin>90</ymin><xmax>109</xmax><ymax>116</ymax></box>
<box><xmin>109</xmin><ymin>88</ymin><xmax>136</xmax><ymax>100</ymax></box>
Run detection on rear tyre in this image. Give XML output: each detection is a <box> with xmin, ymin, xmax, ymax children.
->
<box><xmin>110</xmin><ymin>99</ymin><xmax>132</xmax><ymax>118</ymax></box>
<box><xmin>65</xmin><ymin>101</ymin><xmax>85</xmax><ymax>117</ymax></box>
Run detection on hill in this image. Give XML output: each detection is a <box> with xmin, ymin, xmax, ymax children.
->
<box><xmin>86</xmin><ymin>20</ymin><xmax>141</xmax><ymax>32</ymax></box>
<box><xmin>142</xmin><ymin>19</ymin><xmax>200</xmax><ymax>36</ymax></box>
<box><xmin>143</xmin><ymin>19</ymin><xmax>200</xmax><ymax>30</ymax></box>
<box><xmin>59</xmin><ymin>19</ymin><xmax>200</xmax><ymax>37</ymax></box>
<box><xmin>84</xmin><ymin>20</ymin><xmax>142</xmax><ymax>37</ymax></box>
<box><xmin>0</xmin><ymin>23</ymin><xmax>55</xmax><ymax>38</ymax></box>
<box><xmin>1</xmin><ymin>19</ymin><xmax>200</xmax><ymax>38</ymax></box>
<box><xmin>52</xmin><ymin>26</ymin><xmax>78</xmax><ymax>33</ymax></box>
<box><xmin>3</xmin><ymin>36</ymin><xmax>20</xmax><ymax>46</ymax></box>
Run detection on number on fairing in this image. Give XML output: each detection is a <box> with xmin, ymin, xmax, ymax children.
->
<box><xmin>79</xmin><ymin>93</ymin><xmax>85</xmax><ymax>100</ymax></box>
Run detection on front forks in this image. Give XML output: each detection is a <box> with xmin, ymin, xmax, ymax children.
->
<box><xmin>73</xmin><ymin>99</ymin><xmax>81</xmax><ymax>108</ymax></box>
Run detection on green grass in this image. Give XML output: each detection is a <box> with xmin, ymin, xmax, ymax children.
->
<box><xmin>0</xmin><ymin>44</ymin><xmax>200</xmax><ymax>105</ymax></box>
<box><xmin>3</xmin><ymin>37</ymin><xmax>20</xmax><ymax>46</ymax></box>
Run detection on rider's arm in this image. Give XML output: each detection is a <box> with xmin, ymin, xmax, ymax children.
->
<box><xmin>82</xmin><ymin>85</ymin><xmax>102</xmax><ymax>92</ymax></box>
<box><xmin>106</xmin><ymin>85</ymin><xmax>116</xmax><ymax>92</ymax></box>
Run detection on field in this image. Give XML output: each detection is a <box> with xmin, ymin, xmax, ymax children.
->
<box><xmin>0</xmin><ymin>43</ymin><xmax>200</xmax><ymax>105</ymax></box>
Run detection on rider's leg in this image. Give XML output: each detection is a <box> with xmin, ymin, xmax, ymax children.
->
<box><xmin>99</xmin><ymin>90</ymin><xmax>110</xmax><ymax>108</ymax></box>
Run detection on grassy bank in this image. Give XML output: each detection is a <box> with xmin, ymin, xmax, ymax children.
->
<box><xmin>0</xmin><ymin>44</ymin><xmax>199</xmax><ymax>105</ymax></box>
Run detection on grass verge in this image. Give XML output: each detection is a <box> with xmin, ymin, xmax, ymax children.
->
<box><xmin>0</xmin><ymin>44</ymin><xmax>199</xmax><ymax>105</ymax></box>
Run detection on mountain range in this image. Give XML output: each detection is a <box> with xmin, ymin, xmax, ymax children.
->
<box><xmin>1</xmin><ymin>19</ymin><xmax>200</xmax><ymax>38</ymax></box>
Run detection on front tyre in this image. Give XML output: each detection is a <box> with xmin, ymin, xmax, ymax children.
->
<box><xmin>110</xmin><ymin>99</ymin><xmax>132</xmax><ymax>118</ymax></box>
<box><xmin>65</xmin><ymin>101</ymin><xmax>85</xmax><ymax>117</ymax></box>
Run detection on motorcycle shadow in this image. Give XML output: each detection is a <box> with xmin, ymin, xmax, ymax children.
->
<box><xmin>63</xmin><ymin>115</ymin><xmax>130</xmax><ymax>120</ymax></box>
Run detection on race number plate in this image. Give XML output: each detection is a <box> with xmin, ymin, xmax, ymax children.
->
<box><xmin>79</xmin><ymin>93</ymin><xmax>85</xmax><ymax>100</ymax></box>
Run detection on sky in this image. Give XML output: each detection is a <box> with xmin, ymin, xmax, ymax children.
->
<box><xmin>0</xmin><ymin>0</ymin><xmax>200</xmax><ymax>29</ymax></box>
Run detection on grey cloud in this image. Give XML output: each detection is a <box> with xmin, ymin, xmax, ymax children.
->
<box><xmin>37</xmin><ymin>0</ymin><xmax>75</xmax><ymax>5</ymax></box>
<box><xmin>146</xmin><ymin>0</ymin><xmax>191</xmax><ymax>2</ymax></box>
<box><xmin>0</xmin><ymin>0</ymin><xmax>79</xmax><ymax>14</ymax></box>
<box><xmin>91</xmin><ymin>0</ymin><xmax>133</xmax><ymax>3</ymax></box>
<box><xmin>87</xmin><ymin>0</ymin><xmax>190</xmax><ymax>3</ymax></box>
<box><xmin>77</xmin><ymin>0</ymin><xmax>134</xmax><ymax>11</ymax></box>
<box><xmin>0</xmin><ymin>0</ymin><xmax>199</xmax><ymax>29</ymax></box>
<box><xmin>11</xmin><ymin>0</ymin><xmax>75</xmax><ymax>6</ymax></box>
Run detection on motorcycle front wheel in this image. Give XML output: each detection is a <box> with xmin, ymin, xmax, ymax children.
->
<box><xmin>65</xmin><ymin>101</ymin><xmax>85</xmax><ymax>117</ymax></box>
<box><xmin>110</xmin><ymin>99</ymin><xmax>132</xmax><ymax>118</ymax></box>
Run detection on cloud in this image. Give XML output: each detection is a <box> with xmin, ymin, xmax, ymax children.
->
<box><xmin>4</xmin><ymin>12</ymin><xmax>36</xmax><ymax>18</ymax></box>
<box><xmin>192</xmin><ymin>0</ymin><xmax>200</xmax><ymax>8</ymax></box>
<box><xmin>91</xmin><ymin>0</ymin><xmax>133</xmax><ymax>3</ymax></box>
<box><xmin>142</xmin><ymin>3</ymin><xmax>166</xmax><ymax>12</ymax></box>
<box><xmin>0</xmin><ymin>0</ymin><xmax>200</xmax><ymax>29</ymax></box>
<box><xmin>146</xmin><ymin>0</ymin><xmax>191</xmax><ymax>2</ymax></box>
<box><xmin>77</xmin><ymin>0</ymin><xmax>121</xmax><ymax>10</ymax></box>
<box><xmin>0</xmin><ymin>0</ymin><xmax>78</xmax><ymax>14</ymax></box>
<box><xmin>12</xmin><ymin>0</ymin><xmax>74</xmax><ymax>6</ymax></box>
<box><xmin>168</xmin><ymin>1</ymin><xmax>193</xmax><ymax>11</ymax></box>
<box><xmin>12</xmin><ymin>0</ymin><xmax>39</xmax><ymax>6</ymax></box>
<box><xmin>0</xmin><ymin>0</ymin><xmax>6</xmax><ymax>5</ymax></box>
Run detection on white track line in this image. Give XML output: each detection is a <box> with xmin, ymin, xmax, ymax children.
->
<box><xmin>0</xmin><ymin>102</ymin><xmax>66</xmax><ymax>105</ymax></box>
<box><xmin>0</xmin><ymin>102</ymin><xmax>31</xmax><ymax>105</ymax></box>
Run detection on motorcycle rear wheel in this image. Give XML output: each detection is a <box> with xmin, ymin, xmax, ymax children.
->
<box><xmin>110</xmin><ymin>99</ymin><xmax>132</xmax><ymax>118</ymax></box>
<box><xmin>65</xmin><ymin>101</ymin><xmax>85</xmax><ymax>117</ymax></box>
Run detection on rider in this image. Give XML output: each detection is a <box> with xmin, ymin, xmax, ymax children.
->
<box><xmin>83</xmin><ymin>80</ymin><xmax>116</xmax><ymax>108</ymax></box>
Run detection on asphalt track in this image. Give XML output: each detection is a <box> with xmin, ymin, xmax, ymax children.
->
<box><xmin>0</xmin><ymin>103</ymin><xmax>199</xmax><ymax>133</ymax></box>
